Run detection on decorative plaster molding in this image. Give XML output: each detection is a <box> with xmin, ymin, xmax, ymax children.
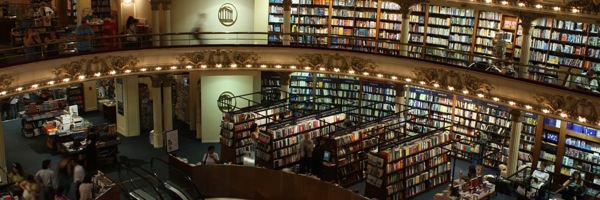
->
<box><xmin>566</xmin><ymin>0</ymin><xmax>600</xmax><ymax>13</ymax></box>
<box><xmin>53</xmin><ymin>55</ymin><xmax>140</xmax><ymax>79</ymax></box>
<box><xmin>296</xmin><ymin>53</ymin><xmax>378</xmax><ymax>72</ymax></box>
<box><xmin>412</xmin><ymin>68</ymin><xmax>495</xmax><ymax>95</ymax></box>
<box><xmin>0</xmin><ymin>74</ymin><xmax>14</xmax><ymax>89</ymax></box>
<box><xmin>533</xmin><ymin>93</ymin><xmax>600</xmax><ymax>122</ymax></box>
<box><xmin>283</xmin><ymin>0</ymin><xmax>293</xmax><ymax>11</ymax></box>
<box><xmin>176</xmin><ymin>49</ymin><xmax>260</xmax><ymax>67</ymax></box>
<box><xmin>509</xmin><ymin>109</ymin><xmax>524</xmax><ymax>122</ymax></box>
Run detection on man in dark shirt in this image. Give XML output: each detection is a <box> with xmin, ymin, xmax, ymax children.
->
<box><xmin>311</xmin><ymin>138</ymin><xmax>325</xmax><ymax>179</ymax></box>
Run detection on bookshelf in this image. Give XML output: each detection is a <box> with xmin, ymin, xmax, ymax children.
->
<box><xmin>585</xmin><ymin>24</ymin><xmax>600</xmax><ymax>71</ymax></box>
<box><xmin>540</xmin><ymin>117</ymin><xmax>561</xmax><ymax>188</ymax></box>
<box><xmin>352</xmin><ymin>0</ymin><xmax>378</xmax><ymax>52</ymax></box>
<box><xmin>315</xmin><ymin>74</ymin><xmax>361</xmax><ymax>121</ymax></box>
<box><xmin>519</xmin><ymin>112</ymin><xmax>537</xmax><ymax>164</ymax></box>
<box><xmin>562</xmin><ymin>122</ymin><xmax>600</xmax><ymax>197</ymax></box>
<box><xmin>406</xmin><ymin>87</ymin><xmax>454</xmax><ymax>138</ymax></box>
<box><xmin>268</xmin><ymin>0</ymin><xmax>298</xmax><ymax>44</ymax></box>
<box><xmin>91</xmin><ymin>0</ymin><xmax>111</xmax><ymax>19</ymax></box>
<box><xmin>21</xmin><ymin>100</ymin><xmax>67</xmax><ymax>138</ymax></box>
<box><xmin>261</xmin><ymin>71</ymin><xmax>281</xmax><ymax>102</ymax></box>
<box><xmin>322</xmin><ymin>130</ymin><xmax>366</xmax><ymax>186</ymax></box>
<box><xmin>290</xmin><ymin>72</ymin><xmax>315</xmax><ymax>115</ymax></box>
<box><xmin>423</xmin><ymin>5</ymin><xmax>451</xmax><ymax>64</ymax></box>
<box><xmin>67</xmin><ymin>84</ymin><xmax>84</xmax><ymax>111</ymax></box>
<box><xmin>220</xmin><ymin>104</ymin><xmax>287</xmax><ymax>164</ymax></box>
<box><xmin>330</xmin><ymin>0</ymin><xmax>356</xmax><ymax>50</ymax></box>
<box><xmin>365</xmin><ymin>131</ymin><xmax>452</xmax><ymax>200</ymax></box>
<box><xmin>448</xmin><ymin>7</ymin><xmax>475</xmax><ymax>67</ymax></box>
<box><xmin>473</xmin><ymin>10</ymin><xmax>502</xmax><ymax>63</ymax></box>
<box><xmin>377</xmin><ymin>1</ymin><xmax>402</xmax><ymax>55</ymax></box>
<box><xmin>293</xmin><ymin>0</ymin><xmax>330</xmax><ymax>46</ymax></box>
<box><xmin>360</xmin><ymin>79</ymin><xmax>396</xmax><ymax>123</ymax></box>
<box><xmin>255</xmin><ymin>110</ymin><xmax>346</xmax><ymax>169</ymax></box>
<box><xmin>407</xmin><ymin>4</ymin><xmax>426</xmax><ymax>58</ymax></box>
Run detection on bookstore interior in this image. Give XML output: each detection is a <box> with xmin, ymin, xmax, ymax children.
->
<box><xmin>3</xmin><ymin>0</ymin><xmax>600</xmax><ymax>199</ymax></box>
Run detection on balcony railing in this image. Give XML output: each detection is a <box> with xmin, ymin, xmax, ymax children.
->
<box><xmin>0</xmin><ymin>32</ymin><xmax>597</xmax><ymax>95</ymax></box>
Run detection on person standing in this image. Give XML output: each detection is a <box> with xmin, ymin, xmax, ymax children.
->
<box><xmin>72</xmin><ymin>160</ymin><xmax>85</xmax><ymax>200</ymax></box>
<box><xmin>311</xmin><ymin>137</ymin><xmax>325</xmax><ymax>179</ymax></box>
<box><xmin>298</xmin><ymin>133</ymin><xmax>314</xmax><ymax>174</ymax></box>
<box><xmin>35</xmin><ymin>159</ymin><xmax>57</xmax><ymax>200</ymax></box>
<box><xmin>56</xmin><ymin>158</ymin><xmax>73</xmax><ymax>198</ymax></box>
<box><xmin>74</xmin><ymin>20</ymin><xmax>94</xmax><ymax>53</ymax></box>
<box><xmin>202</xmin><ymin>146</ymin><xmax>220</xmax><ymax>165</ymax></box>
<box><xmin>8</xmin><ymin>162</ymin><xmax>26</xmax><ymax>197</ymax></box>
<box><xmin>20</xmin><ymin>175</ymin><xmax>40</xmax><ymax>200</ymax></box>
<box><xmin>24</xmin><ymin>28</ymin><xmax>42</xmax><ymax>60</ymax></box>
<box><xmin>78</xmin><ymin>175</ymin><xmax>94</xmax><ymax>200</ymax></box>
<box><xmin>44</xmin><ymin>28</ymin><xmax>65</xmax><ymax>57</ymax></box>
<box><xmin>85</xmin><ymin>133</ymin><xmax>99</xmax><ymax>172</ymax></box>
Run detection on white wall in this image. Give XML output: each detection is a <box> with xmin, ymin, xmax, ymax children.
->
<box><xmin>254</xmin><ymin>0</ymin><xmax>269</xmax><ymax>44</ymax></box>
<box><xmin>200</xmin><ymin>72</ymin><xmax>261</xmax><ymax>143</ymax></box>
<box><xmin>171</xmin><ymin>0</ymin><xmax>258</xmax><ymax>45</ymax></box>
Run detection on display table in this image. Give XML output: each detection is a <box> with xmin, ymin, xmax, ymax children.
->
<box><xmin>452</xmin><ymin>178</ymin><xmax>496</xmax><ymax>200</ymax></box>
<box><xmin>60</xmin><ymin>137</ymin><xmax>121</xmax><ymax>166</ymax></box>
<box><xmin>42</xmin><ymin>115</ymin><xmax>92</xmax><ymax>152</ymax></box>
<box><xmin>102</xmin><ymin>102</ymin><xmax>116</xmax><ymax>124</ymax></box>
<box><xmin>91</xmin><ymin>171</ymin><xmax>120</xmax><ymax>200</ymax></box>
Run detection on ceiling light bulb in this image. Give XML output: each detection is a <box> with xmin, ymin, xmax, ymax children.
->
<box><xmin>171</xmin><ymin>66</ymin><xmax>178</xmax><ymax>70</ymax></box>
<box><xmin>391</xmin><ymin>76</ymin><xmax>397</xmax><ymax>80</ymax></box>
<box><xmin>535</xmin><ymin>4</ymin><xmax>542</xmax><ymax>8</ymax></box>
<box><xmin>275</xmin><ymin>65</ymin><xmax>282</xmax><ymax>69</ymax></box>
<box><xmin>448</xmin><ymin>86</ymin><xmax>454</xmax><ymax>91</ymax></box>
<box><xmin>462</xmin><ymin>90</ymin><xmax>469</xmax><ymax>94</ymax></box>
<box><xmin>290</xmin><ymin>66</ymin><xmax>296</xmax><ymax>69</ymax></box>
<box><xmin>377</xmin><ymin>74</ymin><xmax>383</xmax><ymax>78</ymax></box>
<box><xmin>125</xmin><ymin>69</ymin><xmax>132</xmax><ymax>73</ymax></box>
<box><xmin>201</xmin><ymin>65</ymin><xmax>207</xmax><ymax>68</ymax></box>
<box><xmin>94</xmin><ymin>72</ymin><xmax>101</xmax><ymax>77</ymax></box>
<box><xmin>485</xmin><ymin>0</ymin><xmax>492</xmax><ymax>3</ymax></box>
<box><xmin>508</xmin><ymin>101</ymin><xmax>515</xmax><ymax>105</ymax></box>
<box><xmin>492</xmin><ymin>97</ymin><xmax>499</xmax><ymax>101</ymax></box>
<box><xmin>140</xmin><ymin>68</ymin><xmax>147</xmax><ymax>72</ymax></box>
<box><xmin>261</xmin><ymin>65</ymin><xmax>267</xmax><ymax>68</ymax></box>
<box><xmin>405</xmin><ymin>78</ymin><xmax>412</xmax><ymax>82</ymax></box>
<box><xmin>542</xmin><ymin>109</ymin><xmax>550</xmax><ymax>113</ymax></box>
<box><xmin>348</xmin><ymin>70</ymin><xmax>355</xmax><ymax>74</ymax></box>
<box><xmin>216</xmin><ymin>64</ymin><xmax>222</xmax><ymax>68</ymax></box>
<box><xmin>63</xmin><ymin>78</ymin><xmax>70</xmax><ymax>82</ymax></box>
<box><xmin>31</xmin><ymin>84</ymin><xmax>39</xmax><ymax>89</ymax></box>
<box><xmin>419</xmin><ymin>81</ymin><xmax>426</xmax><ymax>85</ymax></box>
<box><xmin>477</xmin><ymin>93</ymin><xmax>484</xmax><ymax>98</ymax></box>
<box><xmin>246</xmin><ymin>64</ymin><xmax>252</xmax><ymax>68</ymax></box>
<box><xmin>16</xmin><ymin>87</ymin><xmax>22</xmax><ymax>91</ymax></box>
<box><xmin>78</xmin><ymin>75</ymin><xmax>85</xmax><ymax>80</ymax></box>
<box><xmin>186</xmin><ymin>65</ymin><xmax>193</xmax><ymax>69</ymax></box>
<box><xmin>0</xmin><ymin>91</ymin><xmax>6</xmax><ymax>95</ymax></box>
<box><xmin>501</xmin><ymin>1</ymin><xmax>508</xmax><ymax>5</ymax></box>
<box><xmin>525</xmin><ymin>105</ymin><xmax>532</xmax><ymax>109</ymax></box>
<box><xmin>553</xmin><ymin>6</ymin><xmax>561</xmax><ymax>11</ymax></box>
<box><xmin>109</xmin><ymin>70</ymin><xmax>116</xmax><ymax>75</ymax></box>
<box><xmin>230</xmin><ymin>64</ymin><xmax>237</xmax><ymax>68</ymax></box>
<box><xmin>334</xmin><ymin>68</ymin><xmax>340</xmax><ymax>72</ymax></box>
<box><xmin>156</xmin><ymin>67</ymin><xmax>162</xmax><ymax>70</ymax></box>
<box><xmin>433</xmin><ymin>83</ymin><xmax>439</xmax><ymax>87</ymax></box>
<box><xmin>560</xmin><ymin>113</ymin><xmax>568</xmax><ymax>118</ymax></box>
<box><xmin>48</xmin><ymin>81</ymin><xmax>55</xmax><ymax>85</ymax></box>
<box><xmin>363</xmin><ymin>72</ymin><xmax>369</xmax><ymax>76</ymax></box>
<box><xmin>578</xmin><ymin>116</ymin><xmax>586</xmax><ymax>122</ymax></box>
<box><xmin>518</xmin><ymin>2</ymin><xmax>525</xmax><ymax>6</ymax></box>
<box><xmin>305</xmin><ymin>67</ymin><xmax>311</xmax><ymax>70</ymax></box>
<box><xmin>319</xmin><ymin>67</ymin><xmax>326</xmax><ymax>71</ymax></box>
<box><xmin>571</xmin><ymin>8</ymin><xmax>579</xmax><ymax>13</ymax></box>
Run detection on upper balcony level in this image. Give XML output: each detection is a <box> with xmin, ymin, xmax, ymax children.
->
<box><xmin>0</xmin><ymin>32</ymin><xmax>599</xmax><ymax>129</ymax></box>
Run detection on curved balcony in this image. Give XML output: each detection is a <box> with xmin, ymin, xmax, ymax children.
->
<box><xmin>0</xmin><ymin>32</ymin><xmax>599</xmax><ymax>128</ymax></box>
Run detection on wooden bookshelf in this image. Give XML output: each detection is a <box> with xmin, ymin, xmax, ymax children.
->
<box><xmin>407</xmin><ymin>4</ymin><xmax>426</xmax><ymax>59</ymax></box>
<box><xmin>377</xmin><ymin>1</ymin><xmax>402</xmax><ymax>55</ymax></box>
<box><xmin>330</xmin><ymin>0</ymin><xmax>356</xmax><ymax>50</ymax></box>
<box><xmin>255</xmin><ymin>110</ymin><xmax>346</xmax><ymax>169</ymax></box>
<box><xmin>322</xmin><ymin>130</ymin><xmax>366</xmax><ymax>186</ymax></box>
<box><xmin>473</xmin><ymin>10</ymin><xmax>502</xmax><ymax>63</ymax></box>
<box><xmin>220</xmin><ymin>104</ymin><xmax>288</xmax><ymax>164</ymax></box>
<box><xmin>67</xmin><ymin>84</ymin><xmax>85</xmax><ymax>111</ymax></box>
<box><xmin>290</xmin><ymin>72</ymin><xmax>315</xmax><ymax>115</ymax></box>
<box><xmin>293</xmin><ymin>0</ymin><xmax>329</xmax><ymax>46</ymax></box>
<box><xmin>359</xmin><ymin>79</ymin><xmax>396</xmax><ymax>123</ymax></box>
<box><xmin>365</xmin><ymin>131</ymin><xmax>452</xmax><ymax>200</ymax></box>
<box><xmin>261</xmin><ymin>71</ymin><xmax>281</xmax><ymax>102</ymax></box>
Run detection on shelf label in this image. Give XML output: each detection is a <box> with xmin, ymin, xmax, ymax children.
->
<box><xmin>432</xmin><ymin>91</ymin><xmax>451</xmax><ymax>98</ymax></box>
<box><xmin>410</xmin><ymin>87</ymin><xmax>430</xmax><ymax>94</ymax></box>
<box><xmin>317</xmin><ymin>77</ymin><xmax>333</xmax><ymax>82</ymax></box>
<box><xmin>293</xmin><ymin>76</ymin><xmax>312</xmax><ymax>81</ymax></box>
<box><xmin>458</xmin><ymin>96</ymin><xmax>477</xmax><ymax>103</ymax></box>
<box><xmin>342</xmin><ymin>79</ymin><xmax>359</xmax><ymax>84</ymax></box>
<box><xmin>318</xmin><ymin>107</ymin><xmax>343</xmax><ymax>118</ymax></box>
<box><xmin>525</xmin><ymin>112</ymin><xmax>537</xmax><ymax>118</ymax></box>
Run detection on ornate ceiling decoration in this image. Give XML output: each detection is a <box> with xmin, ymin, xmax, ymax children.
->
<box><xmin>296</xmin><ymin>53</ymin><xmax>378</xmax><ymax>72</ymax></box>
<box><xmin>566</xmin><ymin>0</ymin><xmax>600</xmax><ymax>13</ymax></box>
<box><xmin>176</xmin><ymin>49</ymin><xmax>260</xmax><ymax>67</ymax></box>
<box><xmin>53</xmin><ymin>55</ymin><xmax>140</xmax><ymax>79</ymax></box>
<box><xmin>533</xmin><ymin>93</ymin><xmax>600</xmax><ymax>122</ymax></box>
<box><xmin>412</xmin><ymin>68</ymin><xmax>495</xmax><ymax>95</ymax></box>
<box><xmin>0</xmin><ymin>74</ymin><xmax>14</xmax><ymax>89</ymax></box>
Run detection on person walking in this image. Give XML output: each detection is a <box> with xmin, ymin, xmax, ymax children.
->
<box><xmin>20</xmin><ymin>175</ymin><xmax>40</xmax><ymax>200</ymax></box>
<box><xmin>73</xmin><ymin>160</ymin><xmax>85</xmax><ymax>200</ymax></box>
<box><xmin>56</xmin><ymin>158</ymin><xmax>73</xmax><ymax>198</ymax></box>
<box><xmin>34</xmin><ymin>159</ymin><xmax>57</xmax><ymax>200</ymax></box>
<box><xmin>298</xmin><ymin>133</ymin><xmax>314</xmax><ymax>174</ymax></box>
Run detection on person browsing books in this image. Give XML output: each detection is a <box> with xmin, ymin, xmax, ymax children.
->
<box><xmin>298</xmin><ymin>132</ymin><xmax>314</xmax><ymax>174</ymax></box>
<box><xmin>557</xmin><ymin>171</ymin><xmax>585</xmax><ymax>200</ymax></box>
<box><xmin>202</xmin><ymin>146</ymin><xmax>220</xmax><ymax>165</ymax></box>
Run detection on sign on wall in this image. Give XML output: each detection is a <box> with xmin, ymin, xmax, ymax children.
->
<box><xmin>166</xmin><ymin>130</ymin><xmax>179</xmax><ymax>153</ymax></box>
<box><xmin>218</xmin><ymin>3</ymin><xmax>237</xmax><ymax>26</ymax></box>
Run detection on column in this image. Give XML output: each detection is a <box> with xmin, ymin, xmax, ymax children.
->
<box><xmin>282</xmin><ymin>0</ymin><xmax>292</xmax><ymax>45</ymax></box>
<box><xmin>162</xmin><ymin>85</ymin><xmax>173</xmax><ymax>131</ymax></box>
<box><xmin>151</xmin><ymin>78</ymin><xmax>163</xmax><ymax>148</ymax></box>
<box><xmin>399</xmin><ymin>9</ymin><xmax>411</xmax><ymax>57</ymax></box>
<box><xmin>507</xmin><ymin>109</ymin><xmax>524</xmax><ymax>175</ymax></box>
<box><xmin>150</xmin><ymin>0</ymin><xmax>161</xmax><ymax>46</ymax></box>
<box><xmin>188</xmin><ymin>72</ymin><xmax>200</xmax><ymax>134</ymax></box>
<box><xmin>116</xmin><ymin>76</ymin><xmax>141</xmax><ymax>137</ymax></box>
<box><xmin>519</xmin><ymin>21</ymin><xmax>533</xmax><ymax>78</ymax></box>
<box><xmin>280</xmin><ymin>72</ymin><xmax>291</xmax><ymax>99</ymax></box>
<box><xmin>0</xmin><ymin>112</ymin><xmax>6</xmax><ymax>186</ymax></box>
<box><xmin>162</xmin><ymin>0</ymin><xmax>172</xmax><ymax>46</ymax></box>
<box><xmin>394</xmin><ymin>83</ymin><xmax>406</xmax><ymax>117</ymax></box>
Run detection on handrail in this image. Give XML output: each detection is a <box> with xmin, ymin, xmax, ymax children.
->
<box><xmin>119</xmin><ymin>163</ymin><xmax>166</xmax><ymax>200</ymax></box>
<box><xmin>0</xmin><ymin>31</ymin><xmax>597</xmax><ymax>96</ymax></box>
<box><xmin>150</xmin><ymin>157</ymin><xmax>205</xmax><ymax>200</ymax></box>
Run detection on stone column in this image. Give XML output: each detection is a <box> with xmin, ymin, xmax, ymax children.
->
<box><xmin>507</xmin><ymin>109</ymin><xmax>524</xmax><ymax>175</ymax></box>
<box><xmin>115</xmin><ymin>76</ymin><xmax>141</xmax><ymax>137</ymax></box>
<box><xmin>280</xmin><ymin>72</ymin><xmax>291</xmax><ymax>99</ymax></box>
<box><xmin>150</xmin><ymin>0</ymin><xmax>162</xmax><ymax>46</ymax></box>
<box><xmin>162</xmin><ymin>0</ymin><xmax>172</xmax><ymax>46</ymax></box>
<box><xmin>282</xmin><ymin>0</ymin><xmax>292</xmax><ymax>45</ymax></box>
<box><xmin>151</xmin><ymin>76</ymin><xmax>164</xmax><ymax>148</ymax></box>
<box><xmin>519</xmin><ymin>19</ymin><xmax>533</xmax><ymax>78</ymax></box>
<box><xmin>399</xmin><ymin>8</ymin><xmax>411</xmax><ymax>57</ymax></box>
<box><xmin>188</xmin><ymin>72</ymin><xmax>200</xmax><ymax>134</ymax></box>
<box><xmin>394</xmin><ymin>83</ymin><xmax>406</xmax><ymax>117</ymax></box>
<box><xmin>0</xmin><ymin>110</ymin><xmax>6</xmax><ymax>186</ymax></box>
<box><xmin>162</xmin><ymin>84</ymin><xmax>173</xmax><ymax>131</ymax></box>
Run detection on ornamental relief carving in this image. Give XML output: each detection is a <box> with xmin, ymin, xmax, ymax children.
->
<box><xmin>0</xmin><ymin>74</ymin><xmax>14</xmax><ymax>89</ymax></box>
<box><xmin>176</xmin><ymin>49</ymin><xmax>260</xmax><ymax>67</ymax></box>
<box><xmin>412</xmin><ymin>68</ymin><xmax>495</xmax><ymax>95</ymax></box>
<box><xmin>296</xmin><ymin>53</ymin><xmax>378</xmax><ymax>72</ymax></box>
<box><xmin>53</xmin><ymin>55</ymin><xmax>140</xmax><ymax>79</ymax></box>
<box><xmin>533</xmin><ymin>93</ymin><xmax>600</xmax><ymax>122</ymax></box>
